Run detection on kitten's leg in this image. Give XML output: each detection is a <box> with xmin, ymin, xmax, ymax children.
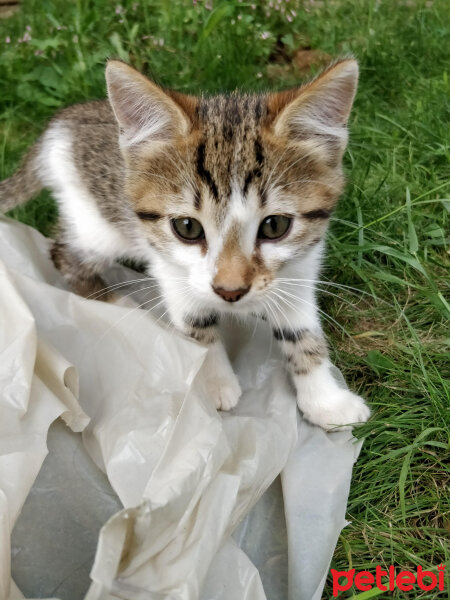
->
<box><xmin>165</xmin><ymin>302</ymin><xmax>241</xmax><ymax>411</ymax></box>
<box><xmin>268</xmin><ymin>299</ymin><xmax>370</xmax><ymax>430</ymax></box>
<box><xmin>184</xmin><ymin>316</ymin><xmax>242</xmax><ymax>411</ymax></box>
<box><xmin>50</xmin><ymin>240</ymin><xmax>112</xmax><ymax>301</ymax></box>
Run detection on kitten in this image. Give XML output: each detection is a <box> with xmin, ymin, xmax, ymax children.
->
<box><xmin>0</xmin><ymin>58</ymin><xmax>370</xmax><ymax>429</ymax></box>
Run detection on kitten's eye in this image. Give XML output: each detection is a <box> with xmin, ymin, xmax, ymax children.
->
<box><xmin>171</xmin><ymin>217</ymin><xmax>205</xmax><ymax>242</ymax></box>
<box><xmin>258</xmin><ymin>215</ymin><xmax>291</xmax><ymax>241</ymax></box>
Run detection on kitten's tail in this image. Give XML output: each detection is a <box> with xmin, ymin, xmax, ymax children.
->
<box><xmin>0</xmin><ymin>144</ymin><xmax>43</xmax><ymax>213</ymax></box>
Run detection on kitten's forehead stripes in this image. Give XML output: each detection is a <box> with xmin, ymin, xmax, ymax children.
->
<box><xmin>243</xmin><ymin>138</ymin><xmax>265</xmax><ymax>198</ymax></box>
<box><xmin>196</xmin><ymin>141</ymin><xmax>219</xmax><ymax>202</ymax></box>
<box><xmin>194</xmin><ymin>94</ymin><xmax>268</xmax><ymax>205</ymax></box>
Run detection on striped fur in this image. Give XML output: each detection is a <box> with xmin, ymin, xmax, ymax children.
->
<box><xmin>0</xmin><ymin>59</ymin><xmax>370</xmax><ymax>427</ymax></box>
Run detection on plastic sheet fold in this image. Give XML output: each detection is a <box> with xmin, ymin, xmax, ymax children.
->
<box><xmin>0</xmin><ymin>216</ymin><xmax>362</xmax><ymax>600</ymax></box>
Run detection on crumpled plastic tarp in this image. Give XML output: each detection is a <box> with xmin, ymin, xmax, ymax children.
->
<box><xmin>0</xmin><ymin>215</ymin><xmax>362</xmax><ymax>600</ymax></box>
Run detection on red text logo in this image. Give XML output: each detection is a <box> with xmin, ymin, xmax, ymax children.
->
<box><xmin>330</xmin><ymin>564</ymin><xmax>446</xmax><ymax>597</ymax></box>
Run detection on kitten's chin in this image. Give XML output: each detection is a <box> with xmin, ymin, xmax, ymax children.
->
<box><xmin>205</xmin><ymin>295</ymin><xmax>261</xmax><ymax>317</ymax></box>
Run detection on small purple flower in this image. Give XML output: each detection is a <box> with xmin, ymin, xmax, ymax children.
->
<box><xmin>287</xmin><ymin>14</ymin><xmax>293</xmax><ymax>22</ymax></box>
<box><xmin>115</xmin><ymin>5</ymin><xmax>123</xmax><ymax>14</ymax></box>
<box><xmin>5</xmin><ymin>36</ymin><xmax>11</xmax><ymax>44</ymax></box>
<box><xmin>261</xmin><ymin>31</ymin><xmax>270</xmax><ymax>40</ymax></box>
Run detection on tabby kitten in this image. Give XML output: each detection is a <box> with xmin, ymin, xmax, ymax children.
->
<box><xmin>0</xmin><ymin>58</ymin><xmax>370</xmax><ymax>429</ymax></box>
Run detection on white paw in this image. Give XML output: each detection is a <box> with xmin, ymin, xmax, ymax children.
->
<box><xmin>201</xmin><ymin>341</ymin><xmax>242</xmax><ymax>411</ymax></box>
<box><xmin>299</xmin><ymin>389</ymin><xmax>370</xmax><ymax>431</ymax></box>
<box><xmin>206</xmin><ymin>374</ymin><xmax>242</xmax><ymax>411</ymax></box>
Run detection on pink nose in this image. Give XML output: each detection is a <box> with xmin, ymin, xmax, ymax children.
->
<box><xmin>213</xmin><ymin>286</ymin><xmax>250</xmax><ymax>303</ymax></box>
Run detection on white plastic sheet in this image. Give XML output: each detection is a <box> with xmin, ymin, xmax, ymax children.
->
<box><xmin>0</xmin><ymin>216</ymin><xmax>362</xmax><ymax>600</ymax></box>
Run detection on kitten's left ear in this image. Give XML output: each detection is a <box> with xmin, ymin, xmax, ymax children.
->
<box><xmin>269</xmin><ymin>59</ymin><xmax>358</xmax><ymax>157</ymax></box>
<box><xmin>105</xmin><ymin>60</ymin><xmax>195</xmax><ymax>149</ymax></box>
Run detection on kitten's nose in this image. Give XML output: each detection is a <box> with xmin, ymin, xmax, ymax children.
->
<box><xmin>213</xmin><ymin>285</ymin><xmax>250</xmax><ymax>303</ymax></box>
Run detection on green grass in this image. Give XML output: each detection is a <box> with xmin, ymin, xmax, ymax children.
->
<box><xmin>1</xmin><ymin>1</ymin><xmax>449</xmax><ymax>598</ymax></box>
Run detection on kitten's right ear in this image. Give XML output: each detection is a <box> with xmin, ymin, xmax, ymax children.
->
<box><xmin>105</xmin><ymin>61</ymin><xmax>192</xmax><ymax>148</ymax></box>
<box><xmin>268</xmin><ymin>59</ymin><xmax>358</xmax><ymax>160</ymax></box>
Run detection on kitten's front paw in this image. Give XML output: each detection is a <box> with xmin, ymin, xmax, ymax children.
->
<box><xmin>206</xmin><ymin>374</ymin><xmax>242</xmax><ymax>411</ymax></box>
<box><xmin>201</xmin><ymin>341</ymin><xmax>242</xmax><ymax>411</ymax></box>
<box><xmin>299</xmin><ymin>389</ymin><xmax>370</xmax><ymax>431</ymax></box>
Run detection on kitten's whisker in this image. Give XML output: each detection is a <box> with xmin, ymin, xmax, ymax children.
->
<box><xmin>119</xmin><ymin>282</ymin><xmax>192</xmax><ymax>342</ymax></box>
<box><xmin>113</xmin><ymin>282</ymin><xmax>169</xmax><ymax>304</ymax></box>
<box><xmin>276</xmin><ymin>278</ymin><xmax>378</xmax><ymax>300</ymax></box>
<box><xmin>272</xmin><ymin>288</ymin><xmax>338</xmax><ymax>334</ymax></box>
<box><xmin>107</xmin><ymin>283</ymin><xmax>196</xmax><ymax>345</ymax></box>
<box><xmin>278</xmin><ymin>279</ymin><xmax>384</xmax><ymax>308</ymax></box>
<box><xmin>88</xmin><ymin>280</ymin><xmax>160</xmax><ymax>300</ymax></box>
<box><xmin>276</xmin><ymin>282</ymin><xmax>361</xmax><ymax>308</ymax></box>
<box><xmin>266</xmin><ymin>291</ymin><xmax>306</xmax><ymax>357</ymax></box>
<box><xmin>85</xmin><ymin>277</ymin><xmax>155</xmax><ymax>299</ymax></box>
<box><xmin>112</xmin><ymin>276</ymin><xmax>189</xmax><ymax>303</ymax></box>
<box><xmin>259</xmin><ymin>298</ymin><xmax>277</xmax><ymax>363</ymax></box>
<box><xmin>270</xmin><ymin>288</ymin><xmax>334</xmax><ymax>344</ymax></box>
<box><xmin>85</xmin><ymin>275</ymin><xmax>188</xmax><ymax>300</ymax></box>
<box><xmin>124</xmin><ymin>295</ymin><xmax>174</xmax><ymax>338</ymax></box>
<box><xmin>123</xmin><ymin>292</ymin><xmax>185</xmax><ymax>343</ymax></box>
<box><xmin>264</xmin><ymin>293</ymin><xmax>288</xmax><ymax>338</ymax></box>
<box><xmin>150</xmin><ymin>290</ymin><xmax>197</xmax><ymax>333</ymax></box>
<box><xmin>96</xmin><ymin>285</ymin><xmax>191</xmax><ymax>343</ymax></box>
<box><xmin>267</xmin><ymin>290</ymin><xmax>297</xmax><ymax>334</ymax></box>
<box><xmin>275</xmin><ymin>287</ymin><xmax>354</xmax><ymax>341</ymax></box>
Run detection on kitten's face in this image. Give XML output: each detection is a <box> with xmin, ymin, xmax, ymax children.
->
<box><xmin>106</xmin><ymin>60</ymin><xmax>358</xmax><ymax>317</ymax></box>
